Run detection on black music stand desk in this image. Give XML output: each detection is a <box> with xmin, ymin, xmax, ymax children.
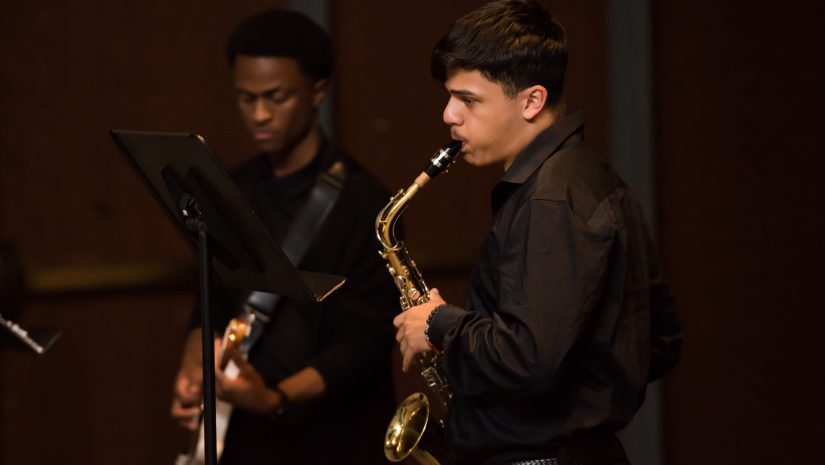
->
<box><xmin>110</xmin><ymin>130</ymin><xmax>345</xmax><ymax>465</ymax></box>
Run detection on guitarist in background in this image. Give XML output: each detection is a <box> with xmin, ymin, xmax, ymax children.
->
<box><xmin>170</xmin><ymin>9</ymin><xmax>398</xmax><ymax>465</ymax></box>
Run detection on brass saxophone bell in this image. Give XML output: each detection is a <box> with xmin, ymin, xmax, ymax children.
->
<box><xmin>384</xmin><ymin>393</ymin><xmax>449</xmax><ymax>465</ymax></box>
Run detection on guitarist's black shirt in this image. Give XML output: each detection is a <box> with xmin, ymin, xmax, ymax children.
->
<box><xmin>189</xmin><ymin>138</ymin><xmax>398</xmax><ymax>465</ymax></box>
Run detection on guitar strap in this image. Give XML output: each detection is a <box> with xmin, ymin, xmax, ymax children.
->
<box><xmin>240</xmin><ymin>154</ymin><xmax>348</xmax><ymax>352</ymax></box>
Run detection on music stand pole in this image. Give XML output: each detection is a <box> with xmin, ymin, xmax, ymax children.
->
<box><xmin>185</xmin><ymin>208</ymin><xmax>217</xmax><ymax>465</ymax></box>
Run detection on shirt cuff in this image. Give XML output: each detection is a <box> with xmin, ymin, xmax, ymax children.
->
<box><xmin>427</xmin><ymin>304</ymin><xmax>468</xmax><ymax>350</ymax></box>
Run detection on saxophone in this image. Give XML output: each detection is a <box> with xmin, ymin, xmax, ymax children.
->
<box><xmin>376</xmin><ymin>140</ymin><xmax>462</xmax><ymax>465</ymax></box>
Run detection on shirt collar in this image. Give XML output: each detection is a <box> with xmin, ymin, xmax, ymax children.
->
<box><xmin>253</xmin><ymin>133</ymin><xmax>336</xmax><ymax>199</ymax></box>
<box><xmin>255</xmin><ymin>132</ymin><xmax>334</xmax><ymax>180</ymax></box>
<box><xmin>500</xmin><ymin>111</ymin><xmax>587</xmax><ymax>185</ymax></box>
<box><xmin>490</xmin><ymin>111</ymin><xmax>586</xmax><ymax>214</ymax></box>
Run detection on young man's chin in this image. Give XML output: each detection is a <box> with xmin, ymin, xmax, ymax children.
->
<box><xmin>464</xmin><ymin>152</ymin><xmax>498</xmax><ymax>167</ymax></box>
<box><xmin>255</xmin><ymin>140</ymin><xmax>283</xmax><ymax>155</ymax></box>
<box><xmin>462</xmin><ymin>152</ymin><xmax>481</xmax><ymax>166</ymax></box>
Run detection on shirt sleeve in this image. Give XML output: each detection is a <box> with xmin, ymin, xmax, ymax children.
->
<box><xmin>305</xmin><ymin>181</ymin><xmax>398</xmax><ymax>395</ymax></box>
<box><xmin>430</xmin><ymin>198</ymin><xmax>616</xmax><ymax>396</ymax></box>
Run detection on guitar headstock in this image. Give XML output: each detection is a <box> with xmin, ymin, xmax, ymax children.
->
<box><xmin>218</xmin><ymin>314</ymin><xmax>253</xmax><ymax>370</ymax></box>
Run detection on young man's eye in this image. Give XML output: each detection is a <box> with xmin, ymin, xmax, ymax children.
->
<box><xmin>462</xmin><ymin>97</ymin><xmax>474</xmax><ymax>105</ymax></box>
<box><xmin>268</xmin><ymin>95</ymin><xmax>288</xmax><ymax>105</ymax></box>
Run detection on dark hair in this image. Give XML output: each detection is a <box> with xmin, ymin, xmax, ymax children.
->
<box><xmin>226</xmin><ymin>9</ymin><xmax>333</xmax><ymax>81</ymax></box>
<box><xmin>431</xmin><ymin>0</ymin><xmax>567</xmax><ymax>105</ymax></box>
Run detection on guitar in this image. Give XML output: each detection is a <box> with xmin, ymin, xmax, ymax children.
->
<box><xmin>175</xmin><ymin>314</ymin><xmax>254</xmax><ymax>465</ymax></box>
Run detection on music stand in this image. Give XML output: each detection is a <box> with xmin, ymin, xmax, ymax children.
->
<box><xmin>0</xmin><ymin>313</ymin><xmax>61</xmax><ymax>354</ymax></box>
<box><xmin>110</xmin><ymin>130</ymin><xmax>345</xmax><ymax>465</ymax></box>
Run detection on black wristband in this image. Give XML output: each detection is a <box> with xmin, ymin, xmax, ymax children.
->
<box><xmin>272</xmin><ymin>385</ymin><xmax>290</xmax><ymax>416</ymax></box>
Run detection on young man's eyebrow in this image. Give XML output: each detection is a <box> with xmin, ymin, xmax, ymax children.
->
<box><xmin>235</xmin><ymin>85</ymin><xmax>282</xmax><ymax>96</ymax></box>
<box><xmin>448</xmin><ymin>88</ymin><xmax>478</xmax><ymax>98</ymax></box>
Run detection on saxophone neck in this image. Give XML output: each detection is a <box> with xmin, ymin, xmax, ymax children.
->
<box><xmin>375</xmin><ymin>140</ymin><xmax>462</xmax><ymax>250</ymax></box>
<box><xmin>376</xmin><ymin>181</ymin><xmax>424</xmax><ymax>250</ymax></box>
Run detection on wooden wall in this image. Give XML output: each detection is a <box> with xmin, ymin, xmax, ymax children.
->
<box><xmin>653</xmin><ymin>1</ymin><xmax>825</xmax><ymax>463</ymax></box>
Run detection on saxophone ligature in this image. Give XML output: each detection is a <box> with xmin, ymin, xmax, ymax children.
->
<box><xmin>376</xmin><ymin>140</ymin><xmax>461</xmax><ymax>465</ymax></box>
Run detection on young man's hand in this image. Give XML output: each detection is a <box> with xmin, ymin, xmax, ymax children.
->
<box><xmin>171</xmin><ymin>365</ymin><xmax>203</xmax><ymax>430</ymax></box>
<box><xmin>216</xmin><ymin>350</ymin><xmax>281</xmax><ymax>416</ymax></box>
<box><xmin>170</xmin><ymin>329</ymin><xmax>218</xmax><ymax>430</ymax></box>
<box><xmin>393</xmin><ymin>288</ymin><xmax>447</xmax><ymax>372</ymax></box>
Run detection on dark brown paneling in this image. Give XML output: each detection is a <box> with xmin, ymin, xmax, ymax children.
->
<box><xmin>654</xmin><ymin>2</ymin><xmax>825</xmax><ymax>463</ymax></box>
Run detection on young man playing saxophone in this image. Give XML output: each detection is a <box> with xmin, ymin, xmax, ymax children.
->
<box><xmin>393</xmin><ymin>2</ymin><xmax>682</xmax><ymax>464</ymax></box>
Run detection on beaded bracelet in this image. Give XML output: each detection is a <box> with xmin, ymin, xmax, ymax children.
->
<box><xmin>424</xmin><ymin>303</ymin><xmax>449</xmax><ymax>352</ymax></box>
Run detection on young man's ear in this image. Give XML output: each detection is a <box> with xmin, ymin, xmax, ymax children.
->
<box><xmin>312</xmin><ymin>79</ymin><xmax>329</xmax><ymax>108</ymax></box>
<box><xmin>520</xmin><ymin>85</ymin><xmax>549</xmax><ymax>120</ymax></box>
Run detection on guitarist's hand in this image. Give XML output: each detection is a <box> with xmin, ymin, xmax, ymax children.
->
<box><xmin>171</xmin><ymin>368</ymin><xmax>202</xmax><ymax>430</ymax></box>
<box><xmin>170</xmin><ymin>330</ymin><xmax>221</xmax><ymax>430</ymax></box>
<box><xmin>216</xmin><ymin>349</ymin><xmax>281</xmax><ymax>416</ymax></box>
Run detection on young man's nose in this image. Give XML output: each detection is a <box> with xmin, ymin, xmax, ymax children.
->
<box><xmin>443</xmin><ymin>99</ymin><xmax>462</xmax><ymax>126</ymax></box>
<box><xmin>253</xmin><ymin>100</ymin><xmax>273</xmax><ymax>123</ymax></box>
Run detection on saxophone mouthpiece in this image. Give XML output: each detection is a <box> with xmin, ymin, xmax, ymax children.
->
<box><xmin>424</xmin><ymin>140</ymin><xmax>462</xmax><ymax>179</ymax></box>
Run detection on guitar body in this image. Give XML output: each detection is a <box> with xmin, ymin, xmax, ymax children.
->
<box><xmin>176</xmin><ymin>315</ymin><xmax>253</xmax><ymax>465</ymax></box>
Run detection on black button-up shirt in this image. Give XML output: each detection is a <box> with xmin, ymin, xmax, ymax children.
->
<box><xmin>189</xmin><ymin>140</ymin><xmax>399</xmax><ymax>465</ymax></box>
<box><xmin>428</xmin><ymin>112</ymin><xmax>682</xmax><ymax>465</ymax></box>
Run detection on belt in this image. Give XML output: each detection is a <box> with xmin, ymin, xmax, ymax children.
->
<box><xmin>495</xmin><ymin>437</ymin><xmax>626</xmax><ymax>465</ymax></box>
<box><xmin>506</xmin><ymin>459</ymin><xmax>559</xmax><ymax>465</ymax></box>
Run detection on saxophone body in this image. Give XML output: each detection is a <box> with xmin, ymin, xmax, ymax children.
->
<box><xmin>376</xmin><ymin>141</ymin><xmax>461</xmax><ymax>465</ymax></box>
